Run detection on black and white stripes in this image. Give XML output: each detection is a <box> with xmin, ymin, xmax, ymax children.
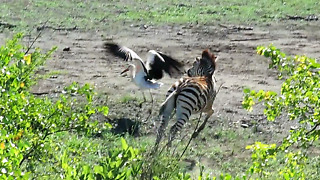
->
<box><xmin>155</xmin><ymin>49</ymin><xmax>217</xmax><ymax>147</ymax></box>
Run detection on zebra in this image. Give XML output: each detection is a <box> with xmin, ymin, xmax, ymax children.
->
<box><xmin>154</xmin><ymin>49</ymin><xmax>217</xmax><ymax>150</ymax></box>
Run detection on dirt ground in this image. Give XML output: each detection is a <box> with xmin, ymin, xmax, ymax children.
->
<box><xmin>1</xmin><ymin>20</ymin><xmax>320</xmax><ymax>138</ymax></box>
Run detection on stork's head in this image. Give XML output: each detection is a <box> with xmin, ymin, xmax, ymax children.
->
<box><xmin>120</xmin><ymin>64</ymin><xmax>135</xmax><ymax>75</ymax></box>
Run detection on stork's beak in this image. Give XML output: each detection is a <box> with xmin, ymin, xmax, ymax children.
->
<box><xmin>120</xmin><ymin>67</ymin><xmax>130</xmax><ymax>75</ymax></box>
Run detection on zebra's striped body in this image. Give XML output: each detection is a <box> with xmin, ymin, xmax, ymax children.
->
<box><xmin>155</xmin><ymin>49</ymin><xmax>217</xmax><ymax>147</ymax></box>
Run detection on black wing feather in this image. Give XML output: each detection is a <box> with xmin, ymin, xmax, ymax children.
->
<box><xmin>147</xmin><ymin>55</ymin><xmax>166</xmax><ymax>80</ymax></box>
<box><xmin>103</xmin><ymin>42</ymin><xmax>131</xmax><ymax>61</ymax></box>
<box><xmin>148</xmin><ymin>51</ymin><xmax>184</xmax><ymax>79</ymax></box>
<box><xmin>158</xmin><ymin>51</ymin><xmax>184</xmax><ymax>77</ymax></box>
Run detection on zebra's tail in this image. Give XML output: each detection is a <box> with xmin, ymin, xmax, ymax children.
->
<box><xmin>159</xmin><ymin>90</ymin><xmax>177</xmax><ymax>117</ymax></box>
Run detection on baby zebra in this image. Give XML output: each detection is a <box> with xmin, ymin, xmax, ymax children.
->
<box><xmin>155</xmin><ymin>49</ymin><xmax>217</xmax><ymax>149</ymax></box>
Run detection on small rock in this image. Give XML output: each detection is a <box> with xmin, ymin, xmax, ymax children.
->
<box><xmin>141</xmin><ymin>24</ymin><xmax>148</xmax><ymax>29</ymax></box>
<box><xmin>63</xmin><ymin>47</ymin><xmax>70</xmax><ymax>51</ymax></box>
<box><xmin>177</xmin><ymin>31</ymin><xmax>183</xmax><ymax>35</ymax></box>
<box><xmin>241</xmin><ymin>123</ymin><xmax>249</xmax><ymax>128</ymax></box>
<box><xmin>290</xmin><ymin>126</ymin><xmax>298</xmax><ymax>130</ymax></box>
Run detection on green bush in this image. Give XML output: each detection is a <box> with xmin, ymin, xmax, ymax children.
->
<box><xmin>244</xmin><ymin>45</ymin><xmax>320</xmax><ymax>147</ymax></box>
<box><xmin>5</xmin><ymin>34</ymin><xmax>319</xmax><ymax>179</ymax></box>
<box><xmin>0</xmin><ymin>33</ymin><xmax>201</xmax><ymax>180</ymax></box>
<box><xmin>243</xmin><ymin>45</ymin><xmax>320</xmax><ymax>179</ymax></box>
<box><xmin>59</xmin><ymin>137</ymin><xmax>142</xmax><ymax>180</ymax></box>
<box><xmin>0</xmin><ymin>34</ymin><xmax>109</xmax><ymax>179</ymax></box>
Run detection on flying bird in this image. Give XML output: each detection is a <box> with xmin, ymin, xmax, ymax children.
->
<box><xmin>104</xmin><ymin>42</ymin><xmax>185</xmax><ymax>103</ymax></box>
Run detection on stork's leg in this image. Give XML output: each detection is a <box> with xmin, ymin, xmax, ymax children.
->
<box><xmin>149</xmin><ymin>89</ymin><xmax>154</xmax><ymax>112</ymax></box>
<box><xmin>149</xmin><ymin>89</ymin><xmax>154</xmax><ymax>105</ymax></box>
<box><xmin>141</xmin><ymin>91</ymin><xmax>147</xmax><ymax>102</ymax></box>
<box><xmin>143</xmin><ymin>89</ymin><xmax>154</xmax><ymax>123</ymax></box>
<box><xmin>138</xmin><ymin>90</ymin><xmax>147</xmax><ymax>108</ymax></box>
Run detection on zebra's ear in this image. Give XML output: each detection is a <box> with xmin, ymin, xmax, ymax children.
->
<box><xmin>202</xmin><ymin>49</ymin><xmax>217</xmax><ymax>72</ymax></box>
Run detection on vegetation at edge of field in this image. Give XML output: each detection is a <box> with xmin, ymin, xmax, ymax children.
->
<box><xmin>0</xmin><ymin>0</ymin><xmax>319</xmax><ymax>31</ymax></box>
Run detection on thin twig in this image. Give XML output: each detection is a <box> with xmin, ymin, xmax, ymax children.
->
<box><xmin>218</xmin><ymin>24</ymin><xmax>253</xmax><ymax>30</ymax></box>
<box><xmin>230</xmin><ymin>38</ymin><xmax>267</xmax><ymax>42</ymax></box>
<box><xmin>37</xmin><ymin>25</ymin><xmax>77</xmax><ymax>31</ymax></box>
<box><xmin>216</xmin><ymin>82</ymin><xmax>224</xmax><ymax>95</ymax></box>
<box><xmin>179</xmin><ymin>112</ymin><xmax>203</xmax><ymax>161</ymax></box>
<box><xmin>19</xmin><ymin>109</ymin><xmax>57</xmax><ymax>167</ymax></box>
<box><xmin>25</xmin><ymin>21</ymin><xmax>49</xmax><ymax>55</ymax></box>
<box><xmin>172</xmin><ymin>134</ymin><xmax>188</xmax><ymax>156</ymax></box>
<box><xmin>306</xmin><ymin>123</ymin><xmax>320</xmax><ymax>135</ymax></box>
<box><xmin>0</xmin><ymin>21</ymin><xmax>16</xmax><ymax>28</ymax></box>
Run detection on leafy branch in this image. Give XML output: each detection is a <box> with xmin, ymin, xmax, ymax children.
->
<box><xmin>0</xmin><ymin>34</ymin><xmax>109</xmax><ymax>178</ymax></box>
<box><xmin>242</xmin><ymin>45</ymin><xmax>320</xmax><ymax>178</ymax></box>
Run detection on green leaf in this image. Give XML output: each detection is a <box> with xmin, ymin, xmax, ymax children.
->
<box><xmin>121</xmin><ymin>137</ymin><xmax>128</xmax><ymax>150</ymax></box>
<box><xmin>94</xmin><ymin>165</ymin><xmax>104</xmax><ymax>175</ymax></box>
<box><xmin>99</xmin><ymin>106</ymin><xmax>109</xmax><ymax>116</ymax></box>
<box><xmin>105</xmin><ymin>122</ymin><xmax>112</xmax><ymax>129</ymax></box>
<box><xmin>82</xmin><ymin>165</ymin><xmax>91</xmax><ymax>175</ymax></box>
<box><xmin>243</xmin><ymin>88</ymin><xmax>251</xmax><ymax>94</ymax></box>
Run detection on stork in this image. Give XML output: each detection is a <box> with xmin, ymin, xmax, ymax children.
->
<box><xmin>104</xmin><ymin>43</ymin><xmax>184</xmax><ymax>103</ymax></box>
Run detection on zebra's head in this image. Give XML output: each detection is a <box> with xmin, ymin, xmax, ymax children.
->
<box><xmin>187</xmin><ymin>49</ymin><xmax>217</xmax><ymax>77</ymax></box>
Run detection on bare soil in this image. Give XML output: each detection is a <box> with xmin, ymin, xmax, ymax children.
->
<box><xmin>21</xmin><ymin>21</ymin><xmax>319</xmax><ymax>127</ymax></box>
<box><xmin>1</xmin><ymin>20</ymin><xmax>320</xmax><ymax>173</ymax></box>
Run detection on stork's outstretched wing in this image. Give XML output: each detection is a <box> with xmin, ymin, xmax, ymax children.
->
<box><xmin>104</xmin><ymin>43</ymin><xmax>142</xmax><ymax>61</ymax></box>
<box><xmin>104</xmin><ymin>42</ymin><xmax>184</xmax><ymax>80</ymax></box>
<box><xmin>146</xmin><ymin>50</ymin><xmax>185</xmax><ymax>80</ymax></box>
<box><xmin>104</xmin><ymin>42</ymin><xmax>149</xmax><ymax>77</ymax></box>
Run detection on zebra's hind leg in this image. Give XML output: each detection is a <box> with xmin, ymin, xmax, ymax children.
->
<box><xmin>168</xmin><ymin>119</ymin><xmax>185</xmax><ymax>147</ymax></box>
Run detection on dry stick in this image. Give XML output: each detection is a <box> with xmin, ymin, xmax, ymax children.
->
<box><xmin>24</xmin><ymin>32</ymin><xmax>41</xmax><ymax>54</ymax></box>
<box><xmin>153</xmin><ymin>116</ymin><xmax>174</xmax><ymax>156</ymax></box>
<box><xmin>37</xmin><ymin>25</ymin><xmax>77</xmax><ymax>31</ymax></box>
<box><xmin>24</xmin><ymin>21</ymin><xmax>49</xmax><ymax>55</ymax></box>
<box><xmin>218</xmin><ymin>23</ymin><xmax>253</xmax><ymax>30</ymax></box>
<box><xmin>19</xmin><ymin>110</ymin><xmax>57</xmax><ymax>167</ymax></box>
<box><xmin>230</xmin><ymin>38</ymin><xmax>267</xmax><ymax>42</ymax></box>
<box><xmin>178</xmin><ymin>82</ymin><xmax>224</xmax><ymax>161</ymax></box>
<box><xmin>0</xmin><ymin>21</ymin><xmax>16</xmax><ymax>28</ymax></box>
<box><xmin>172</xmin><ymin>134</ymin><xmax>189</xmax><ymax>156</ymax></box>
<box><xmin>306</xmin><ymin>123</ymin><xmax>320</xmax><ymax>135</ymax></box>
<box><xmin>216</xmin><ymin>82</ymin><xmax>224</xmax><ymax>94</ymax></box>
<box><xmin>158</xmin><ymin>140</ymin><xmax>170</xmax><ymax>156</ymax></box>
<box><xmin>178</xmin><ymin>111</ymin><xmax>203</xmax><ymax>161</ymax></box>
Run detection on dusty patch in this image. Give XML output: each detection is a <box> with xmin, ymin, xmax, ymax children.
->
<box><xmin>2</xmin><ymin>21</ymin><xmax>319</xmax><ymax>130</ymax></box>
